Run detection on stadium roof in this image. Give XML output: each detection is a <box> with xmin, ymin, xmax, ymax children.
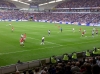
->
<box><xmin>9</xmin><ymin>0</ymin><xmax>63</xmax><ymax>6</ymax></box>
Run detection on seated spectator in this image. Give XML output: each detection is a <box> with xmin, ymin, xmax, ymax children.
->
<box><xmin>80</xmin><ymin>65</ymin><xmax>85</xmax><ymax>73</ymax></box>
<box><xmin>64</xmin><ymin>65</ymin><xmax>72</xmax><ymax>74</ymax></box>
<box><xmin>41</xmin><ymin>67</ymin><xmax>48</xmax><ymax>74</ymax></box>
<box><xmin>55</xmin><ymin>66</ymin><xmax>63</xmax><ymax>74</ymax></box>
<box><xmin>28</xmin><ymin>70</ymin><xmax>33</xmax><ymax>74</ymax></box>
<box><xmin>96</xmin><ymin>57</ymin><xmax>100</xmax><ymax>67</ymax></box>
<box><xmin>83</xmin><ymin>63</ymin><xmax>92</xmax><ymax>74</ymax></box>
<box><xmin>15</xmin><ymin>71</ymin><xmax>20</xmax><ymax>74</ymax></box>
<box><xmin>48</xmin><ymin>64</ymin><xmax>56</xmax><ymax>74</ymax></box>
<box><xmin>34</xmin><ymin>67</ymin><xmax>41</xmax><ymax>74</ymax></box>
<box><xmin>75</xmin><ymin>72</ymin><xmax>82</xmax><ymax>74</ymax></box>
<box><xmin>71</xmin><ymin>62</ymin><xmax>80</xmax><ymax>74</ymax></box>
<box><xmin>92</xmin><ymin>64</ymin><xmax>100</xmax><ymax>74</ymax></box>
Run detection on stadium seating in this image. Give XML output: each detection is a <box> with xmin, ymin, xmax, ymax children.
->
<box><xmin>55</xmin><ymin>0</ymin><xmax>100</xmax><ymax>8</ymax></box>
<box><xmin>0</xmin><ymin>11</ymin><xmax>29</xmax><ymax>20</ymax></box>
<box><xmin>0</xmin><ymin>0</ymin><xmax>100</xmax><ymax>24</ymax></box>
<box><xmin>0</xmin><ymin>10</ymin><xmax>100</xmax><ymax>24</ymax></box>
<box><xmin>33</xmin><ymin>13</ymin><xmax>100</xmax><ymax>24</ymax></box>
<box><xmin>0</xmin><ymin>1</ymin><xmax>16</xmax><ymax>8</ymax></box>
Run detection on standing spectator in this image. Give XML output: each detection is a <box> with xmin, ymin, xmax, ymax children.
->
<box><xmin>71</xmin><ymin>62</ymin><xmax>80</xmax><ymax>74</ymax></box>
<box><xmin>62</xmin><ymin>53</ymin><xmax>69</xmax><ymax>63</ymax></box>
<box><xmin>72</xmin><ymin>52</ymin><xmax>77</xmax><ymax>61</ymax></box>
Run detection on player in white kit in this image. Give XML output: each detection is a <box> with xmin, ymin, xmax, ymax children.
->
<box><xmin>73</xmin><ymin>28</ymin><xmax>75</xmax><ymax>32</ymax></box>
<box><xmin>21</xmin><ymin>34</ymin><xmax>23</xmax><ymax>38</ymax></box>
<box><xmin>41</xmin><ymin>36</ymin><xmax>45</xmax><ymax>45</ymax></box>
<box><xmin>48</xmin><ymin>30</ymin><xmax>50</xmax><ymax>36</ymax></box>
<box><xmin>92</xmin><ymin>30</ymin><xmax>94</xmax><ymax>37</ymax></box>
<box><xmin>93</xmin><ymin>27</ymin><xmax>95</xmax><ymax>31</ymax></box>
<box><xmin>84</xmin><ymin>30</ymin><xmax>86</xmax><ymax>34</ymax></box>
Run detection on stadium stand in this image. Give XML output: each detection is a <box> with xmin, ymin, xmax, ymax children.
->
<box><xmin>0</xmin><ymin>48</ymin><xmax>100</xmax><ymax>74</ymax></box>
<box><xmin>33</xmin><ymin>13</ymin><xmax>100</xmax><ymax>23</ymax></box>
<box><xmin>0</xmin><ymin>0</ymin><xmax>16</xmax><ymax>8</ymax></box>
<box><xmin>0</xmin><ymin>11</ymin><xmax>100</xmax><ymax>24</ymax></box>
<box><xmin>0</xmin><ymin>10</ymin><xmax>29</xmax><ymax>20</ymax></box>
<box><xmin>0</xmin><ymin>0</ymin><xmax>100</xmax><ymax>24</ymax></box>
<box><xmin>55</xmin><ymin>0</ymin><xmax>100</xmax><ymax>8</ymax></box>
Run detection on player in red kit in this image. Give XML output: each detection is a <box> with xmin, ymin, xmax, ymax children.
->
<box><xmin>79</xmin><ymin>28</ymin><xmax>82</xmax><ymax>32</ymax></box>
<box><xmin>82</xmin><ymin>31</ymin><xmax>84</xmax><ymax>37</ymax></box>
<box><xmin>12</xmin><ymin>26</ymin><xmax>14</xmax><ymax>32</ymax></box>
<box><xmin>20</xmin><ymin>37</ymin><xmax>24</xmax><ymax>47</ymax></box>
<box><xmin>95</xmin><ymin>29</ymin><xmax>98</xmax><ymax>35</ymax></box>
<box><xmin>23</xmin><ymin>33</ymin><xmax>26</xmax><ymax>42</ymax></box>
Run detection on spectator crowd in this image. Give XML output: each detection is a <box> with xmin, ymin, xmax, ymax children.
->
<box><xmin>16</xmin><ymin>55</ymin><xmax>100</xmax><ymax>74</ymax></box>
<box><xmin>55</xmin><ymin>0</ymin><xmax>100</xmax><ymax>8</ymax></box>
<box><xmin>0</xmin><ymin>0</ymin><xmax>100</xmax><ymax>24</ymax></box>
<box><xmin>0</xmin><ymin>11</ymin><xmax>100</xmax><ymax>24</ymax></box>
<box><xmin>0</xmin><ymin>0</ymin><xmax>16</xmax><ymax>8</ymax></box>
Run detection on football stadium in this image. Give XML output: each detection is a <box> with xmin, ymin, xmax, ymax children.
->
<box><xmin>0</xmin><ymin>0</ymin><xmax>100</xmax><ymax>74</ymax></box>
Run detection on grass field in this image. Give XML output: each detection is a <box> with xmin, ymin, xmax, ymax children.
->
<box><xmin>0</xmin><ymin>21</ymin><xmax>100</xmax><ymax>66</ymax></box>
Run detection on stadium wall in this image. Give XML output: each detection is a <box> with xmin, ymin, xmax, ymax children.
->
<box><xmin>0</xmin><ymin>20</ymin><xmax>28</xmax><ymax>22</ymax></box>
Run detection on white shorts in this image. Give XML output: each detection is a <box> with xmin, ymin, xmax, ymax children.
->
<box><xmin>20</xmin><ymin>42</ymin><xmax>24</xmax><ymax>45</ymax></box>
<box><xmin>24</xmin><ymin>38</ymin><xmax>26</xmax><ymax>40</ymax></box>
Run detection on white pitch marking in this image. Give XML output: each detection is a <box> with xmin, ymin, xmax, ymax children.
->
<box><xmin>0</xmin><ymin>50</ymin><xmax>29</xmax><ymax>55</ymax></box>
<box><xmin>0</xmin><ymin>36</ymin><xmax>99</xmax><ymax>55</ymax></box>
<box><xmin>0</xmin><ymin>45</ymin><xmax>63</xmax><ymax>55</ymax></box>
<box><xmin>27</xmin><ymin>37</ymin><xmax>63</xmax><ymax>46</ymax></box>
<box><xmin>28</xmin><ymin>36</ymin><xmax>100</xmax><ymax>47</ymax></box>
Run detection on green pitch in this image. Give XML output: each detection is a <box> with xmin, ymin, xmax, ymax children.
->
<box><xmin>0</xmin><ymin>21</ymin><xmax>100</xmax><ymax>66</ymax></box>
